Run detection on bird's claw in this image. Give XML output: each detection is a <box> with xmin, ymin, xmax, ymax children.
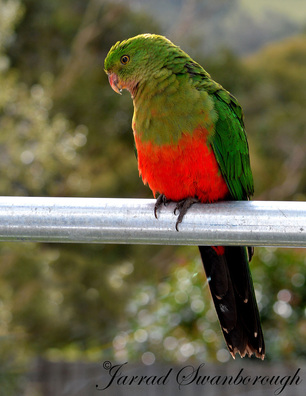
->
<box><xmin>174</xmin><ymin>197</ymin><xmax>199</xmax><ymax>231</ymax></box>
<box><xmin>154</xmin><ymin>194</ymin><xmax>171</xmax><ymax>218</ymax></box>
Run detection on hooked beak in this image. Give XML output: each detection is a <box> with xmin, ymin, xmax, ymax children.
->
<box><xmin>108</xmin><ymin>73</ymin><xmax>122</xmax><ymax>95</ymax></box>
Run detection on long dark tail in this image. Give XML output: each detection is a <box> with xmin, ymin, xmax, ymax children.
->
<box><xmin>199</xmin><ymin>245</ymin><xmax>265</xmax><ymax>359</ymax></box>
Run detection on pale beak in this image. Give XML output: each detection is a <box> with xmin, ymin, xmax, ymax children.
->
<box><xmin>108</xmin><ymin>73</ymin><xmax>122</xmax><ymax>95</ymax></box>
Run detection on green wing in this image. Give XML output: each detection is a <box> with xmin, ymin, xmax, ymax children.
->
<box><xmin>209</xmin><ymin>89</ymin><xmax>254</xmax><ymax>200</ymax></box>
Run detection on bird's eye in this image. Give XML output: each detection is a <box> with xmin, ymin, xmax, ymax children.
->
<box><xmin>120</xmin><ymin>55</ymin><xmax>130</xmax><ymax>65</ymax></box>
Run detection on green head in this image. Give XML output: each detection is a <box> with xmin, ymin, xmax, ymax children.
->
<box><xmin>104</xmin><ymin>33</ymin><xmax>182</xmax><ymax>98</ymax></box>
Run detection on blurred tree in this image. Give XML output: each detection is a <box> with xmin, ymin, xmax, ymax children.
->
<box><xmin>120</xmin><ymin>247</ymin><xmax>305</xmax><ymax>362</ymax></box>
<box><xmin>243</xmin><ymin>35</ymin><xmax>306</xmax><ymax>200</ymax></box>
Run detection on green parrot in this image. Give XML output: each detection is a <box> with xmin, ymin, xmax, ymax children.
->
<box><xmin>104</xmin><ymin>33</ymin><xmax>265</xmax><ymax>359</ymax></box>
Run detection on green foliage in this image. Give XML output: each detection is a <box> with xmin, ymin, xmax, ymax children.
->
<box><xmin>113</xmin><ymin>251</ymin><xmax>228</xmax><ymax>363</ymax></box>
<box><xmin>252</xmin><ymin>248</ymin><xmax>306</xmax><ymax>360</ymax></box>
<box><xmin>0</xmin><ymin>73</ymin><xmax>84</xmax><ymax>196</ymax></box>
<box><xmin>109</xmin><ymin>247</ymin><xmax>305</xmax><ymax>362</ymax></box>
<box><xmin>243</xmin><ymin>36</ymin><xmax>306</xmax><ymax>200</ymax></box>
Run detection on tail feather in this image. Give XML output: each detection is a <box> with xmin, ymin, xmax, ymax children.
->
<box><xmin>199</xmin><ymin>246</ymin><xmax>265</xmax><ymax>359</ymax></box>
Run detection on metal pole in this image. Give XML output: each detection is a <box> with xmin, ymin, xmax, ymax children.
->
<box><xmin>0</xmin><ymin>197</ymin><xmax>304</xmax><ymax>247</ymax></box>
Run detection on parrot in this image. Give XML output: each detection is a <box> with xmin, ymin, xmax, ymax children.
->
<box><xmin>104</xmin><ymin>34</ymin><xmax>265</xmax><ymax>360</ymax></box>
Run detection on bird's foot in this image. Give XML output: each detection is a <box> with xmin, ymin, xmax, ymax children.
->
<box><xmin>154</xmin><ymin>194</ymin><xmax>171</xmax><ymax>218</ymax></box>
<box><xmin>174</xmin><ymin>197</ymin><xmax>199</xmax><ymax>231</ymax></box>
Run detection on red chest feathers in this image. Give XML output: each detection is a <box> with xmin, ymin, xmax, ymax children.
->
<box><xmin>134</xmin><ymin>127</ymin><xmax>229</xmax><ymax>203</ymax></box>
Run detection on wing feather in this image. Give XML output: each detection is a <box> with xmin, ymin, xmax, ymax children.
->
<box><xmin>209</xmin><ymin>90</ymin><xmax>254</xmax><ymax>200</ymax></box>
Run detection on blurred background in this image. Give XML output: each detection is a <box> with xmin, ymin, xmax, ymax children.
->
<box><xmin>0</xmin><ymin>0</ymin><xmax>305</xmax><ymax>394</ymax></box>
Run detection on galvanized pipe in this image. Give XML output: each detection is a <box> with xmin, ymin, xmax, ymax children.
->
<box><xmin>0</xmin><ymin>197</ymin><xmax>304</xmax><ymax>247</ymax></box>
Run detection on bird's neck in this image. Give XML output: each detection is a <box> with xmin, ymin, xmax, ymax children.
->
<box><xmin>132</xmin><ymin>71</ymin><xmax>205</xmax><ymax>146</ymax></box>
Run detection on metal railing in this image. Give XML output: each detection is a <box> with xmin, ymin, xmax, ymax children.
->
<box><xmin>0</xmin><ymin>197</ymin><xmax>304</xmax><ymax>247</ymax></box>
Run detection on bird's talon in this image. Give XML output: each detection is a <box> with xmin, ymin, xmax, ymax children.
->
<box><xmin>173</xmin><ymin>197</ymin><xmax>199</xmax><ymax>231</ymax></box>
<box><xmin>154</xmin><ymin>194</ymin><xmax>170</xmax><ymax>218</ymax></box>
<box><xmin>175</xmin><ymin>219</ymin><xmax>181</xmax><ymax>232</ymax></box>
